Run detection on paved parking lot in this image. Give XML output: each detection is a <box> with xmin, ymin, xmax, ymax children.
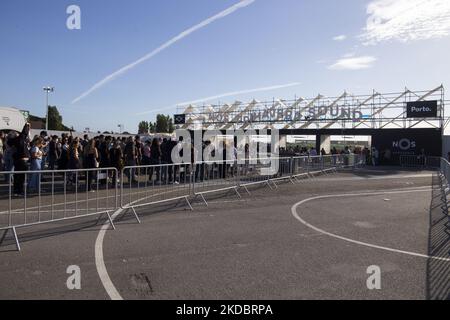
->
<box><xmin>1</xmin><ymin>168</ymin><xmax>448</xmax><ymax>300</ymax></box>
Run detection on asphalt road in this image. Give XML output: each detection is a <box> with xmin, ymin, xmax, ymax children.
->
<box><xmin>1</xmin><ymin>168</ymin><xmax>449</xmax><ymax>300</ymax></box>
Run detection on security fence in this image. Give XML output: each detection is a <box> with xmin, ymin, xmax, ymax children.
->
<box><xmin>400</xmin><ymin>155</ymin><xmax>441</xmax><ymax>169</ymax></box>
<box><xmin>120</xmin><ymin>163</ymin><xmax>194</xmax><ymax>222</ymax></box>
<box><xmin>437</xmin><ymin>159</ymin><xmax>450</xmax><ymax>234</ymax></box>
<box><xmin>0</xmin><ymin>167</ymin><xmax>118</xmax><ymax>251</ymax></box>
<box><xmin>0</xmin><ymin>155</ymin><xmax>363</xmax><ymax>251</ymax></box>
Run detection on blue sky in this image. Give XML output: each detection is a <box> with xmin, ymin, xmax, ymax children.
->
<box><xmin>1</xmin><ymin>0</ymin><xmax>450</xmax><ymax>132</ymax></box>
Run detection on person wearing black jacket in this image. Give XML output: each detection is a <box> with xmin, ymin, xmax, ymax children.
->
<box><xmin>48</xmin><ymin>135</ymin><xmax>59</xmax><ymax>170</ymax></box>
<box><xmin>9</xmin><ymin>123</ymin><xmax>30</xmax><ymax>195</ymax></box>
<box><xmin>149</xmin><ymin>138</ymin><xmax>162</xmax><ymax>182</ymax></box>
<box><xmin>160</xmin><ymin>138</ymin><xmax>172</xmax><ymax>183</ymax></box>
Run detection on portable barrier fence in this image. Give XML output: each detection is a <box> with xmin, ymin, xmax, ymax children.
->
<box><xmin>1</xmin><ymin>155</ymin><xmax>362</xmax><ymax>251</ymax></box>
<box><xmin>400</xmin><ymin>155</ymin><xmax>441</xmax><ymax>169</ymax></box>
<box><xmin>437</xmin><ymin>158</ymin><xmax>450</xmax><ymax>231</ymax></box>
<box><xmin>120</xmin><ymin>163</ymin><xmax>194</xmax><ymax>222</ymax></box>
<box><xmin>236</xmin><ymin>158</ymin><xmax>274</xmax><ymax>193</ymax></box>
<box><xmin>0</xmin><ymin>168</ymin><xmax>118</xmax><ymax>251</ymax></box>
<box><xmin>191</xmin><ymin>160</ymin><xmax>242</xmax><ymax>206</ymax></box>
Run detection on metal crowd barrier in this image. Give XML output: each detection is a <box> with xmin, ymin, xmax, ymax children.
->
<box><xmin>400</xmin><ymin>155</ymin><xmax>441</xmax><ymax>169</ymax></box>
<box><xmin>191</xmin><ymin>160</ymin><xmax>242</xmax><ymax>206</ymax></box>
<box><xmin>120</xmin><ymin>163</ymin><xmax>194</xmax><ymax>222</ymax></box>
<box><xmin>0</xmin><ymin>167</ymin><xmax>118</xmax><ymax>251</ymax></box>
<box><xmin>437</xmin><ymin>159</ymin><xmax>450</xmax><ymax>231</ymax></box>
<box><xmin>0</xmin><ymin>155</ymin><xmax>363</xmax><ymax>251</ymax></box>
<box><xmin>237</xmin><ymin>158</ymin><xmax>272</xmax><ymax>192</ymax></box>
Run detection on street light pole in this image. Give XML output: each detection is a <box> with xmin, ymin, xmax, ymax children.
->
<box><xmin>43</xmin><ymin>86</ymin><xmax>54</xmax><ymax>131</ymax></box>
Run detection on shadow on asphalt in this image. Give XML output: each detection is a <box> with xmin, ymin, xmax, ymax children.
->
<box><xmin>351</xmin><ymin>166</ymin><xmax>435</xmax><ymax>178</ymax></box>
<box><xmin>0</xmin><ymin>183</ymin><xmax>270</xmax><ymax>252</ymax></box>
<box><xmin>426</xmin><ymin>174</ymin><xmax>450</xmax><ymax>300</ymax></box>
<box><xmin>0</xmin><ymin>217</ymin><xmax>106</xmax><ymax>251</ymax></box>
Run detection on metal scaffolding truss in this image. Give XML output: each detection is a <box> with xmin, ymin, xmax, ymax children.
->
<box><xmin>177</xmin><ymin>86</ymin><xmax>446</xmax><ymax>131</ymax></box>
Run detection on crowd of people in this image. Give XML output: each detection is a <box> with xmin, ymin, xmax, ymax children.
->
<box><xmin>1</xmin><ymin>123</ymin><xmax>423</xmax><ymax>196</ymax></box>
<box><xmin>0</xmin><ymin>123</ymin><xmax>194</xmax><ymax>195</ymax></box>
<box><xmin>0</xmin><ymin>123</ymin><xmax>254</xmax><ymax>197</ymax></box>
<box><xmin>280</xmin><ymin>145</ymin><xmax>372</xmax><ymax>164</ymax></box>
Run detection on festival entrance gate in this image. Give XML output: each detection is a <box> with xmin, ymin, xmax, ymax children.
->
<box><xmin>175</xmin><ymin>86</ymin><xmax>447</xmax><ymax>161</ymax></box>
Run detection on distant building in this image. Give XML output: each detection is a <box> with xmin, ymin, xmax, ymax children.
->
<box><xmin>0</xmin><ymin>107</ymin><xmax>27</xmax><ymax>132</ymax></box>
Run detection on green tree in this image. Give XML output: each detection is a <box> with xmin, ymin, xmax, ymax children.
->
<box><xmin>144</xmin><ymin>115</ymin><xmax>175</xmax><ymax>134</ymax></box>
<box><xmin>47</xmin><ymin>106</ymin><xmax>70</xmax><ymax>131</ymax></box>
<box><xmin>138</xmin><ymin>121</ymin><xmax>149</xmax><ymax>134</ymax></box>
<box><xmin>156</xmin><ymin>115</ymin><xmax>175</xmax><ymax>133</ymax></box>
<box><xmin>167</xmin><ymin>116</ymin><xmax>175</xmax><ymax>133</ymax></box>
<box><xmin>149</xmin><ymin>122</ymin><xmax>156</xmax><ymax>133</ymax></box>
<box><xmin>154</xmin><ymin>115</ymin><xmax>166</xmax><ymax>133</ymax></box>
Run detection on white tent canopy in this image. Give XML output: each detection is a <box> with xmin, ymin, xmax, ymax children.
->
<box><xmin>0</xmin><ymin>107</ymin><xmax>27</xmax><ymax>132</ymax></box>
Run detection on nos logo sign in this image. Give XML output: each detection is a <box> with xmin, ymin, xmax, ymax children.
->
<box><xmin>174</xmin><ymin>114</ymin><xmax>186</xmax><ymax>125</ymax></box>
<box><xmin>406</xmin><ymin>101</ymin><xmax>438</xmax><ymax>118</ymax></box>
<box><xmin>393</xmin><ymin>139</ymin><xmax>416</xmax><ymax>151</ymax></box>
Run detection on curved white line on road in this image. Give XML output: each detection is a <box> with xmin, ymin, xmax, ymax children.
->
<box><xmin>94</xmin><ymin>207</ymin><xmax>125</xmax><ymax>300</ymax></box>
<box><xmin>94</xmin><ymin>190</ymin><xmax>244</xmax><ymax>300</ymax></box>
<box><xmin>96</xmin><ymin>186</ymin><xmax>448</xmax><ymax>300</ymax></box>
<box><xmin>291</xmin><ymin>188</ymin><xmax>450</xmax><ymax>262</ymax></box>
<box><xmin>94</xmin><ymin>189</ymin><xmax>171</xmax><ymax>300</ymax></box>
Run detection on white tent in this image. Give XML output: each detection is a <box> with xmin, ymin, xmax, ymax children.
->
<box><xmin>0</xmin><ymin>107</ymin><xmax>27</xmax><ymax>132</ymax></box>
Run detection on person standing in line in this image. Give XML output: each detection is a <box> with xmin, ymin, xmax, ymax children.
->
<box><xmin>80</xmin><ymin>134</ymin><xmax>89</xmax><ymax>168</ymax></box>
<box><xmin>68</xmin><ymin>139</ymin><xmax>81</xmax><ymax>185</ymax></box>
<box><xmin>58</xmin><ymin>137</ymin><xmax>69</xmax><ymax>170</ymax></box>
<box><xmin>142</xmin><ymin>140</ymin><xmax>151</xmax><ymax>166</ymax></box>
<box><xmin>48</xmin><ymin>135</ymin><xmax>59</xmax><ymax>170</ymax></box>
<box><xmin>84</xmin><ymin>139</ymin><xmax>99</xmax><ymax>191</ymax></box>
<box><xmin>149</xmin><ymin>137</ymin><xmax>162</xmax><ymax>182</ymax></box>
<box><xmin>331</xmin><ymin>147</ymin><xmax>338</xmax><ymax>165</ymax></box>
<box><xmin>160</xmin><ymin>138</ymin><xmax>173</xmax><ymax>183</ymax></box>
<box><xmin>0</xmin><ymin>131</ymin><xmax>4</xmax><ymax>172</ymax></box>
<box><xmin>135</xmin><ymin>135</ymin><xmax>143</xmax><ymax>167</ymax></box>
<box><xmin>109</xmin><ymin>140</ymin><xmax>124</xmax><ymax>186</ymax></box>
<box><xmin>3</xmin><ymin>132</ymin><xmax>16</xmax><ymax>182</ymax></box>
<box><xmin>124</xmin><ymin>136</ymin><xmax>137</xmax><ymax>183</ymax></box>
<box><xmin>372</xmin><ymin>147</ymin><xmax>379</xmax><ymax>166</ymax></box>
<box><xmin>9</xmin><ymin>123</ymin><xmax>31</xmax><ymax>196</ymax></box>
<box><xmin>99</xmin><ymin>136</ymin><xmax>111</xmax><ymax>168</ymax></box>
<box><xmin>28</xmin><ymin>137</ymin><xmax>44</xmax><ymax>193</ymax></box>
<box><xmin>39</xmin><ymin>131</ymin><xmax>48</xmax><ymax>169</ymax></box>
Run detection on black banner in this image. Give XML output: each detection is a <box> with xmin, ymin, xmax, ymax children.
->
<box><xmin>371</xmin><ymin>128</ymin><xmax>442</xmax><ymax>165</ymax></box>
<box><xmin>174</xmin><ymin>114</ymin><xmax>186</xmax><ymax>125</ymax></box>
<box><xmin>406</xmin><ymin>101</ymin><xmax>438</xmax><ymax>118</ymax></box>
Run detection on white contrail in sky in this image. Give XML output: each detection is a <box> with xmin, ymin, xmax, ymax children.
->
<box><xmin>135</xmin><ymin>82</ymin><xmax>301</xmax><ymax>115</ymax></box>
<box><xmin>72</xmin><ymin>0</ymin><xmax>256</xmax><ymax>104</ymax></box>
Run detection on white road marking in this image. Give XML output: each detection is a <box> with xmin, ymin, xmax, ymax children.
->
<box><xmin>95</xmin><ymin>185</ymin><xmax>445</xmax><ymax>300</ymax></box>
<box><xmin>94</xmin><ymin>190</ymin><xmax>173</xmax><ymax>301</ymax></box>
<box><xmin>94</xmin><ymin>207</ymin><xmax>124</xmax><ymax>300</ymax></box>
<box><xmin>291</xmin><ymin>188</ymin><xmax>450</xmax><ymax>262</ymax></box>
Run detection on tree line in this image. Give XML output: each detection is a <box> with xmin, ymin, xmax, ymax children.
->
<box><xmin>138</xmin><ymin>114</ymin><xmax>175</xmax><ymax>134</ymax></box>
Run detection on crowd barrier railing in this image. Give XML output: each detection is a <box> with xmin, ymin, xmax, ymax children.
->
<box><xmin>0</xmin><ymin>167</ymin><xmax>118</xmax><ymax>251</ymax></box>
<box><xmin>437</xmin><ymin>159</ymin><xmax>450</xmax><ymax>231</ymax></box>
<box><xmin>191</xmin><ymin>159</ymin><xmax>242</xmax><ymax>206</ymax></box>
<box><xmin>120</xmin><ymin>163</ymin><xmax>194</xmax><ymax>222</ymax></box>
<box><xmin>400</xmin><ymin>155</ymin><xmax>441</xmax><ymax>169</ymax></box>
<box><xmin>0</xmin><ymin>154</ymin><xmax>363</xmax><ymax>251</ymax></box>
